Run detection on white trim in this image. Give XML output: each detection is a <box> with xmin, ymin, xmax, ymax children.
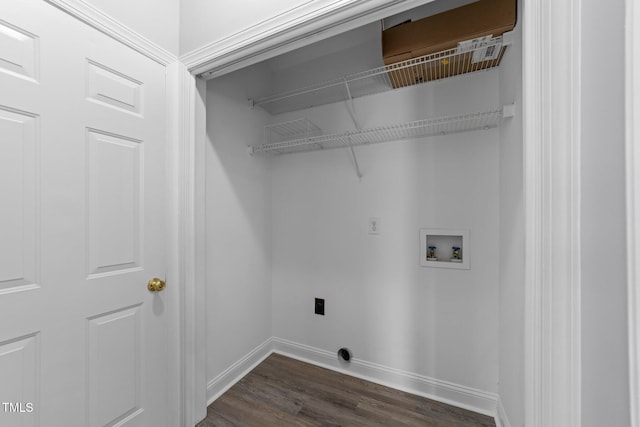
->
<box><xmin>271</xmin><ymin>337</ymin><xmax>498</xmax><ymax>417</ymax></box>
<box><xmin>192</xmin><ymin>72</ymin><xmax>209</xmax><ymax>426</ymax></box>
<box><xmin>626</xmin><ymin>0</ymin><xmax>640</xmax><ymax>424</ymax></box>
<box><xmin>178</xmin><ymin>67</ymin><xmax>208</xmax><ymax>426</ymax></box>
<box><xmin>181</xmin><ymin>0</ymin><xmax>434</xmax><ymax>78</ymax></box>
<box><xmin>522</xmin><ymin>2</ymin><xmax>543</xmax><ymax>424</ymax></box>
<box><xmin>523</xmin><ymin>0</ymin><xmax>581</xmax><ymax>426</ymax></box>
<box><xmin>44</xmin><ymin>0</ymin><xmax>176</xmax><ymax>65</ymax></box>
<box><xmin>206</xmin><ymin>338</ymin><xmax>274</xmax><ymax>405</ymax></box>
<box><xmin>496</xmin><ymin>397</ymin><xmax>511</xmax><ymax>427</ymax></box>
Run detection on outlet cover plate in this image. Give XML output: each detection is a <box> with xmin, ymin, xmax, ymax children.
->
<box><xmin>369</xmin><ymin>217</ymin><xmax>380</xmax><ymax>235</ymax></box>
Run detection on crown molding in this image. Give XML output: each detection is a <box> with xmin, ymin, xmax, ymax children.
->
<box><xmin>180</xmin><ymin>0</ymin><xmax>432</xmax><ymax>78</ymax></box>
<box><xmin>45</xmin><ymin>0</ymin><xmax>177</xmax><ymax>66</ymax></box>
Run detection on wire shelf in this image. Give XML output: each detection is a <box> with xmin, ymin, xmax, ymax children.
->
<box><xmin>251</xmin><ymin>108</ymin><xmax>506</xmax><ymax>155</ymax></box>
<box><xmin>252</xmin><ymin>35</ymin><xmax>509</xmax><ymax>115</ymax></box>
<box><xmin>264</xmin><ymin>118</ymin><xmax>322</xmax><ymax>144</ymax></box>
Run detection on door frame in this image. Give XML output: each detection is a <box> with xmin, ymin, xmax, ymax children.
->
<box><xmin>522</xmin><ymin>1</ymin><xmax>582</xmax><ymax>426</ymax></box>
<box><xmin>626</xmin><ymin>0</ymin><xmax>640</xmax><ymax>425</ymax></box>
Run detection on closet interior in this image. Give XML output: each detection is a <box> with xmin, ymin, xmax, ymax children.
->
<box><xmin>204</xmin><ymin>0</ymin><xmax>524</xmax><ymax>421</ymax></box>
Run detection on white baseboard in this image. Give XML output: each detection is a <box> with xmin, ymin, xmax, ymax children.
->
<box><xmin>496</xmin><ymin>396</ymin><xmax>511</xmax><ymax>427</ymax></box>
<box><xmin>270</xmin><ymin>337</ymin><xmax>499</xmax><ymax>418</ymax></box>
<box><xmin>206</xmin><ymin>336</ymin><xmax>500</xmax><ymax>419</ymax></box>
<box><xmin>205</xmin><ymin>337</ymin><xmax>273</xmax><ymax>405</ymax></box>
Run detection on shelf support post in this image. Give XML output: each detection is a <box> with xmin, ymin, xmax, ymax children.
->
<box><xmin>344</xmin><ymin>79</ymin><xmax>363</xmax><ymax>179</ymax></box>
<box><xmin>349</xmin><ymin>141</ymin><xmax>363</xmax><ymax>179</ymax></box>
<box><xmin>344</xmin><ymin>79</ymin><xmax>361</xmax><ymax>130</ymax></box>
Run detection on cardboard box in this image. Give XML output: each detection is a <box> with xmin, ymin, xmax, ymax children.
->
<box><xmin>382</xmin><ymin>0</ymin><xmax>516</xmax><ymax>88</ymax></box>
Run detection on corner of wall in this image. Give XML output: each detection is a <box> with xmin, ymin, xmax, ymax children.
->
<box><xmin>206</xmin><ymin>338</ymin><xmax>273</xmax><ymax>405</ymax></box>
<box><xmin>496</xmin><ymin>0</ymin><xmax>525</xmax><ymax>425</ymax></box>
<box><xmin>496</xmin><ymin>396</ymin><xmax>512</xmax><ymax>427</ymax></box>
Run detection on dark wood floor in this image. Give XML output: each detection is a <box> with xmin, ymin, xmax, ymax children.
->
<box><xmin>196</xmin><ymin>353</ymin><xmax>496</xmax><ymax>427</ymax></box>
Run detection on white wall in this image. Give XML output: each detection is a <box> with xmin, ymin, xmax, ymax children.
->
<box><xmin>498</xmin><ymin>8</ymin><xmax>524</xmax><ymax>426</ymax></box>
<box><xmin>266</xmin><ymin>22</ymin><xmax>384</xmax><ymax>95</ymax></box>
<box><xmin>180</xmin><ymin>0</ymin><xmax>310</xmax><ymax>55</ymax></box>
<box><xmin>581</xmin><ymin>0</ymin><xmax>630</xmax><ymax>425</ymax></box>
<box><xmin>83</xmin><ymin>0</ymin><xmax>179</xmax><ymax>55</ymax></box>
<box><xmin>270</xmin><ymin>71</ymin><xmax>501</xmax><ymax>393</ymax></box>
<box><xmin>205</xmin><ymin>64</ymin><xmax>273</xmax><ymax>383</ymax></box>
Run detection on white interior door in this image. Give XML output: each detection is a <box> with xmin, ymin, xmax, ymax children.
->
<box><xmin>0</xmin><ymin>1</ymin><xmax>169</xmax><ymax>426</ymax></box>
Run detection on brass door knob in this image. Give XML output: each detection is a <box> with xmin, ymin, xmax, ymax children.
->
<box><xmin>147</xmin><ymin>277</ymin><xmax>166</xmax><ymax>292</ymax></box>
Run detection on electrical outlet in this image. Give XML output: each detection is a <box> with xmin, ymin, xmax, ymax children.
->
<box><xmin>368</xmin><ymin>217</ymin><xmax>380</xmax><ymax>235</ymax></box>
<box><xmin>314</xmin><ymin>298</ymin><xmax>325</xmax><ymax>315</ymax></box>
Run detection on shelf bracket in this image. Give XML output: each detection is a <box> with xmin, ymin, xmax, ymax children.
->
<box><xmin>344</xmin><ymin>80</ymin><xmax>363</xmax><ymax>179</ymax></box>
<box><xmin>502</xmin><ymin>103</ymin><xmax>516</xmax><ymax>118</ymax></box>
<box><xmin>344</xmin><ymin>79</ymin><xmax>361</xmax><ymax>130</ymax></box>
<box><xmin>349</xmin><ymin>141</ymin><xmax>363</xmax><ymax>179</ymax></box>
<box><xmin>502</xmin><ymin>30</ymin><xmax>515</xmax><ymax>47</ymax></box>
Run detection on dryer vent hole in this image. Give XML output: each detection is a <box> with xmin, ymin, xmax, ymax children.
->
<box><xmin>338</xmin><ymin>347</ymin><xmax>352</xmax><ymax>362</ymax></box>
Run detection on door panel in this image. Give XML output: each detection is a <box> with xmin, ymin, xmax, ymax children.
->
<box><xmin>86</xmin><ymin>60</ymin><xmax>143</xmax><ymax>117</ymax></box>
<box><xmin>0</xmin><ymin>107</ymin><xmax>38</xmax><ymax>292</ymax></box>
<box><xmin>0</xmin><ymin>19</ymin><xmax>39</xmax><ymax>83</ymax></box>
<box><xmin>86</xmin><ymin>129</ymin><xmax>142</xmax><ymax>277</ymax></box>
<box><xmin>0</xmin><ymin>333</ymin><xmax>38</xmax><ymax>427</ymax></box>
<box><xmin>0</xmin><ymin>1</ymin><xmax>169</xmax><ymax>426</ymax></box>
<box><xmin>87</xmin><ymin>305</ymin><xmax>142</xmax><ymax>427</ymax></box>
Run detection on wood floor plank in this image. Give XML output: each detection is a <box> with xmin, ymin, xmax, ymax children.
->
<box><xmin>196</xmin><ymin>354</ymin><xmax>496</xmax><ymax>427</ymax></box>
